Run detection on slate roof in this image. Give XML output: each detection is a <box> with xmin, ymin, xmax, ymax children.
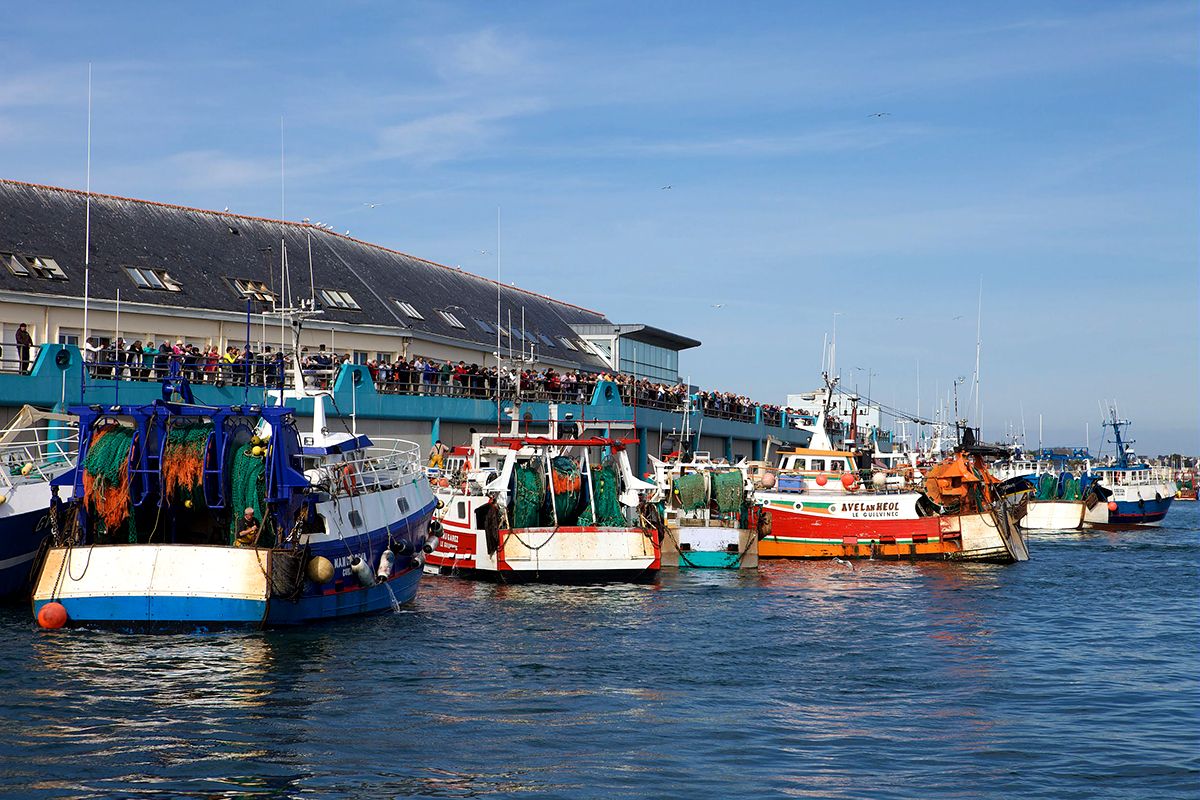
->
<box><xmin>0</xmin><ymin>179</ymin><xmax>610</xmax><ymax>369</ymax></box>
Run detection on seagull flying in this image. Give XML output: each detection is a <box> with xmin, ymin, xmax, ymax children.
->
<box><xmin>363</xmin><ymin>202</ymin><xmax>384</xmax><ymax>208</ymax></box>
<box><xmin>895</xmin><ymin>316</ymin><xmax>905</xmax><ymax>321</ymax></box>
<box><xmin>953</xmin><ymin>315</ymin><xmax>964</xmax><ymax>320</ymax></box>
<box><xmin>833</xmin><ymin>557</ymin><xmax>855</xmax><ymax>569</ymax></box>
<box><xmin>868</xmin><ymin>112</ymin><xmax>891</xmax><ymax>118</ymax></box>
<box><xmin>711</xmin><ymin>303</ymin><xmax>726</xmax><ymax>309</ymax></box>
<box><xmin>661</xmin><ymin>185</ymin><xmax>672</xmax><ymax>190</ymax></box>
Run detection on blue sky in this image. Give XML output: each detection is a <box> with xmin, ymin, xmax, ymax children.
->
<box><xmin>2</xmin><ymin>1</ymin><xmax>1196</xmax><ymax>453</ymax></box>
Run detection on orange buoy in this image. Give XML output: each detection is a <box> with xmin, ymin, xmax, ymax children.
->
<box><xmin>815</xmin><ymin>474</ymin><xmax>828</xmax><ymax>486</ymax></box>
<box><xmin>1107</xmin><ymin>501</ymin><xmax>1118</xmax><ymax>512</ymax></box>
<box><xmin>37</xmin><ymin>602</ymin><xmax>67</xmax><ymax>629</ymax></box>
<box><xmin>840</xmin><ymin>473</ymin><xmax>857</xmax><ymax>490</ymax></box>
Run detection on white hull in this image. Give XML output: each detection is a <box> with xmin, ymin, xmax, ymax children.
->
<box><xmin>1020</xmin><ymin>501</ymin><xmax>1085</xmax><ymax>531</ymax></box>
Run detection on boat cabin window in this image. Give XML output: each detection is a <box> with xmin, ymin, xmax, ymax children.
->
<box><xmin>810</xmin><ymin>458</ymin><xmax>825</xmax><ymax>472</ymax></box>
<box><xmin>396</xmin><ymin>496</ymin><xmax>410</xmax><ymax>513</ymax></box>
<box><xmin>457</xmin><ymin>501</ymin><xmax>467</xmax><ymax>520</ymax></box>
<box><xmin>348</xmin><ymin>510</ymin><xmax>363</xmax><ymax>528</ymax></box>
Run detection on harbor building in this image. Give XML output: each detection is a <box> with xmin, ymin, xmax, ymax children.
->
<box><xmin>0</xmin><ymin>179</ymin><xmax>807</xmax><ymax>468</ymax></box>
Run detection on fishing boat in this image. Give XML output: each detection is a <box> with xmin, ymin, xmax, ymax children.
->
<box><xmin>31</xmin><ymin>319</ymin><xmax>435</xmax><ymax>629</ymax></box>
<box><xmin>424</xmin><ymin>399</ymin><xmax>661</xmax><ymax>582</ymax></box>
<box><xmin>1088</xmin><ymin>407</ymin><xmax>1175</xmax><ymax>526</ymax></box>
<box><xmin>649</xmin><ymin>452</ymin><xmax>759</xmax><ymax>569</ymax></box>
<box><xmin>1018</xmin><ymin>471</ymin><xmax>1111</xmax><ymax>530</ymax></box>
<box><xmin>0</xmin><ymin>406</ymin><xmax>77</xmax><ymax>598</ymax></box>
<box><xmin>753</xmin><ymin>377</ymin><xmax>1027</xmax><ymax>562</ymax></box>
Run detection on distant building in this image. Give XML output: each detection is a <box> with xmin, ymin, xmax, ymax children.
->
<box><xmin>786</xmin><ymin>387</ymin><xmax>882</xmax><ymax>437</ymax></box>
<box><xmin>571</xmin><ymin>323</ymin><xmax>700</xmax><ymax>383</ymax></box>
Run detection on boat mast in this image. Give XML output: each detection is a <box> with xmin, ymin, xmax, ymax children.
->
<box><xmin>82</xmin><ymin>64</ymin><xmax>93</xmax><ymax>351</ymax></box>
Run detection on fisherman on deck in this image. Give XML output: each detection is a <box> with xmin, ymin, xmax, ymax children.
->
<box><xmin>14</xmin><ymin>323</ymin><xmax>33</xmax><ymax>374</ymax></box>
<box><xmin>235</xmin><ymin>507</ymin><xmax>260</xmax><ymax>547</ymax></box>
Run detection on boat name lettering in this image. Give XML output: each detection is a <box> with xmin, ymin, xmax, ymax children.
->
<box><xmin>840</xmin><ymin>501</ymin><xmax>901</xmax><ymax>517</ymax></box>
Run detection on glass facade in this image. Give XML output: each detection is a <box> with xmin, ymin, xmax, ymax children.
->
<box><xmin>618</xmin><ymin>338</ymin><xmax>679</xmax><ymax>383</ymax></box>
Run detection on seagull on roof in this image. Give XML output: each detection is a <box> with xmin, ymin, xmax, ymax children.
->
<box><xmin>868</xmin><ymin>112</ymin><xmax>891</xmax><ymax>118</ymax></box>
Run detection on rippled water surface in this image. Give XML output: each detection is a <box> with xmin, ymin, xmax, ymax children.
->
<box><xmin>2</xmin><ymin>504</ymin><xmax>1197</xmax><ymax>799</ymax></box>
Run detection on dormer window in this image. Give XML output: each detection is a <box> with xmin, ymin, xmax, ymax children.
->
<box><xmin>392</xmin><ymin>300</ymin><xmax>424</xmax><ymax>320</ymax></box>
<box><xmin>3</xmin><ymin>252</ymin><xmax>67</xmax><ymax>279</ymax></box>
<box><xmin>125</xmin><ymin>267</ymin><xmax>182</xmax><ymax>291</ymax></box>
<box><xmin>559</xmin><ymin>337</ymin><xmax>578</xmax><ymax>350</ymax></box>
<box><xmin>231</xmin><ymin>278</ymin><xmax>276</xmax><ymax>303</ymax></box>
<box><xmin>437</xmin><ymin>310</ymin><xmax>466</xmax><ymax>329</ymax></box>
<box><xmin>319</xmin><ymin>289</ymin><xmax>360</xmax><ymax>310</ymax></box>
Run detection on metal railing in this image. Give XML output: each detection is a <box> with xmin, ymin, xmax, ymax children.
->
<box><xmin>1094</xmin><ymin>466</ymin><xmax>1176</xmax><ymax>486</ymax></box>
<box><xmin>0</xmin><ymin>424</ymin><xmax>78</xmax><ymax>489</ymax></box>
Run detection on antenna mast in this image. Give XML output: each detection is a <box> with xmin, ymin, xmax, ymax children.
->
<box><xmin>82</xmin><ymin>64</ymin><xmax>93</xmax><ymax>350</ymax></box>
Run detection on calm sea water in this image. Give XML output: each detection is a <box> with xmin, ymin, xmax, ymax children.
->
<box><xmin>1</xmin><ymin>504</ymin><xmax>1197</xmax><ymax>799</ymax></box>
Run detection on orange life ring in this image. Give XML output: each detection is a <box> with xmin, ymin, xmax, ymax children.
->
<box><xmin>340</xmin><ymin>464</ymin><xmax>358</xmax><ymax>495</ymax></box>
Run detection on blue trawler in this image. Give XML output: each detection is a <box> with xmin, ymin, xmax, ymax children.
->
<box><xmin>31</xmin><ymin>336</ymin><xmax>436</xmax><ymax>629</ymax></box>
<box><xmin>1089</xmin><ymin>407</ymin><xmax>1175</xmax><ymax>526</ymax></box>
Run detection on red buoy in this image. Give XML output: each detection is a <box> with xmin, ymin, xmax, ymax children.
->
<box><xmin>840</xmin><ymin>473</ymin><xmax>857</xmax><ymax>490</ymax></box>
<box><xmin>37</xmin><ymin>602</ymin><xmax>67</xmax><ymax>630</ymax></box>
<box><xmin>1107</xmin><ymin>501</ymin><xmax>1118</xmax><ymax>512</ymax></box>
<box><xmin>815</xmin><ymin>474</ymin><xmax>828</xmax><ymax>486</ymax></box>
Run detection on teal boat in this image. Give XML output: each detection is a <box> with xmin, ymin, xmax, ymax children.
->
<box><xmin>649</xmin><ymin>452</ymin><xmax>758</xmax><ymax>569</ymax></box>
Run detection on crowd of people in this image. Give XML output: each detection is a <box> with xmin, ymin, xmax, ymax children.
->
<box><xmin>57</xmin><ymin>336</ymin><xmax>793</xmax><ymax>426</ymax></box>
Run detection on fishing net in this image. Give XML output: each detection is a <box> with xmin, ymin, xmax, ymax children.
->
<box><xmin>1036</xmin><ymin>473</ymin><xmax>1058</xmax><ymax>501</ymax></box>
<box><xmin>82</xmin><ymin>424</ymin><xmax>136</xmax><ymax>542</ymax></box>
<box><xmin>512</xmin><ymin>463</ymin><xmax>545</xmax><ymax>528</ymax></box>
<box><xmin>1061</xmin><ymin>475</ymin><xmax>1081</xmax><ymax>501</ymax></box>
<box><xmin>578</xmin><ymin>463</ymin><xmax>625</xmax><ymax>527</ymax></box>
<box><xmin>549</xmin><ymin>456</ymin><xmax>582</xmax><ymax>524</ymax></box>
<box><xmin>711</xmin><ymin>470</ymin><xmax>746</xmax><ymax>514</ymax></box>
<box><xmin>673</xmin><ymin>472</ymin><xmax>708</xmax><ymax>511</ymax></box>
<box><xmin>161</xmin><ymin>421</ymin><xmax>212</xmax><ymax>508</ymax></box>
<box><xmin>228</xmin><ymin>442</ymin><xmax>267</xmax><ymax>545</ymax></box>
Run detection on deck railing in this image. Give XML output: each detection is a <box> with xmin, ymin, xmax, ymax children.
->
<box><xmin>0</xmin><ymin>424</ymin><xmax>78</xmax><ymax>489</ymax></box>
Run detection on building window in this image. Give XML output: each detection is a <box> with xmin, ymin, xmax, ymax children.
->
<box><xmin>473</xmin><ymin>318</ymin><xmax>494</xmax><ymax>334</ymax></box>
<box><xmin>437</xmin><ymin>310</ymin><xmax>466</xmax><ymax>329</ymax></box>
<box><xmin>3</xmin><ymin>253</ymin><xmax>66</xmax><ymax>280</ymax></box>
<box><xmin>536</xmin><ymin>333</ymin><xmax>556</xmax><ymax>348</ymax></box>
<box><xmin>376</xmin><ymin>352</ymin><xmax>392</xmax><ymax>363</ymax></box>
<box><xmin>392</xmin><ymin>300</ymin><xmax>424</xmax><ymax>320</ymax></box>
<box><xmin>2</xmin><ymin>253</ymin><xmax>31</xmax><ymax>277</ymax></box>
<box><xmin>58</xmin><ymin>332</ymin><xmax>80</xmax><ymax>346</ymax></box>
<box><xmin>319</xmin><ymin>289</ymin><xmax>360</xmax><ymax>310</ymax></box>
<box><xmin>125</xmin><ymin>267</ymin><xmax>181</xmax><ymax>291</ymax></box>
<box><xmin>230</xmin><ymin>278</ymin><xmax>277</xmax><ymax>303</ymax></box>
<box><xmin>28</xmin><ymin>256</ymin><xmax>67</xmax><ymax>280</ymax></box>
<box><xmin>559</xmin><ymin>337</ymin><xmax>578</xmax><ymax>350</ymax></box>
<box><xmin>353</xmin><ymin>351</ymin><xmax>369</xmax><ymax>365</ymax></box>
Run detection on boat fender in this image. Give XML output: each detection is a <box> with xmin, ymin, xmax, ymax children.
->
<box><xmin>429</xmin><ymin>519</ymin><xmax>443</xmax><ymax>536</ymax></box>
<box><xmin>756</xmin><ymin>508</ymin><xmax>773</xmax><ymax>540</ymax></box>
<box><xmin>306</xmin><ymin>556</ymin><xmax>335</xmax><ymax>583</ymax></box>
<box><xmin>349</xmin><ymin>555</ymin><xmax>374</xmax><ymax>587</ymax></box>
<box><xmin>1107</xmin><ymin>501</ymin><xmax>1118</xmax><ymax>512</ymax></box>
<box><xmin>840</xmin><ymin>473</ymin><xmax>858</xmax><ymax>491</ymax></box>
<box><xmin>436</xmin><ymin>498</ymin><xmax>445</xmax><ymax>510</ymax></box>
<box><xmin>0</xmin><ymin>494</ymin><xmax>6</xmax><ymax>505</ymax></box>
<box><xmin>423</xmin><ymin>536</ymin><xmax>440</xmax><ymax>554</ymax></box>
<box><xmin>871</xmin><ymin>471</ymin><xmax>887</xmax><ymax>489</ymax></box>
<box><xmin>409</xmin><ymin>555</ymin><xmax>424</xmax><ymax>571</ymax></box>
<box><xmin>1155</xmin><ymin>492</ymin><xmax>1162</xmax><ymax>502</ymax></box>
<box><xmin>376</xmin><ymin>550</ymin><xmax>395</xmax><ymax>583</ymax></box>
<box><xmin>21</xmin><ymin>463</ymin><xmax>33</xmax><ymax>476</ymax></box>
<box><xmin>815</xmin><ymin>474</ymin><xmax>828</xmax><ymax>487</ymax></box>
<box><xmin>37</xmin><ymin>602</ymin><xmax>68</xmax><ymax>630</ymax></box>
<box><xmin>390</xmin><ymin>539</ymin><xmax>413</xmax><ymax>556</ymax></box>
